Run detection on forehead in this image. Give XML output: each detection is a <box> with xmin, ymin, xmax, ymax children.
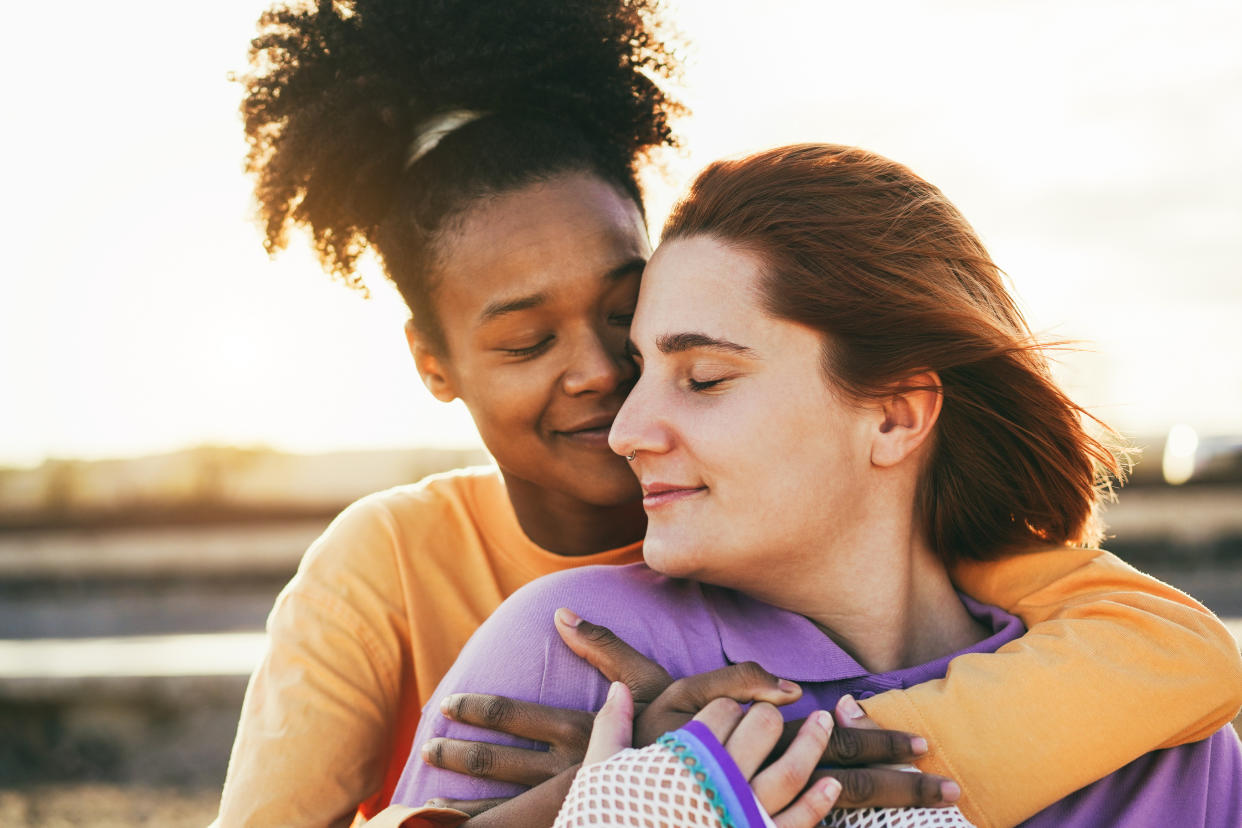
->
<box><xmin>635</xmin><ymin>236</ymin><xmax>768</xmax><ymax>338</ymax></box>
<box><xmin>433</xmin><ymin>172</ymin><xmax>649</xmax><ymax>311</ymax></box>
<box><xmin>637</xmin><ymin>235</ymin><xmax>837</xmax><ymax>391</ymax></box>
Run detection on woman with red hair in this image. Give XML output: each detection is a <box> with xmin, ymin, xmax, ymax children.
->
<box><xmin>394</xmin><ymin>145</ymin><xmax>1242</xmax><ymax>827</ymax></box>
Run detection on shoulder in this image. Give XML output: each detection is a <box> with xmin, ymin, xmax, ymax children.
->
<box><xmin>469</xmin><ymin>564</ymin><xmax>718</xmax><ymax>688</ymax></box>
<box><xmin>276</xmin><ymin>466</ymin><xmax>502</xmax><ymax>619</ymax></box>
<box><xmin>427</xmin><ymin>564</ymin><xmax>707</xmax><ymax>712</ymax></box>
<box><xmin>298</xmin><ymin>465</ymin><xmax>502</xmax><ymax>570</ymax></box>
<box><xmin>499</xmin><ymin>563</ymin><xmax>698</xmax><ymax>624</ymax></box>
<box><xmin>338</xmin><ymin>464</ymin><xmax>503</xmax><ymax>533</ymax></box>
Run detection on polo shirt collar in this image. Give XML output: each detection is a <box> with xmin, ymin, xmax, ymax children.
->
<box><xmin>704</xmin><ymin>586</ymin><xmax>870</xmax><ymax>682</ymax></box>
<box><xmin>702</xmin><ymin>585</ymin><xmax>1025</xmax><ymax>686</ymax></box>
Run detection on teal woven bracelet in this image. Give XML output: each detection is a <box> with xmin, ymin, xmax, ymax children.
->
<box><xmin>657</xmin><ymin>731</ymin><xmax>737</xmax><ymax>828</ymax></box>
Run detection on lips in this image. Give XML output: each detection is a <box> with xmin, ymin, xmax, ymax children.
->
<box><xmin>553</xmin><ymin>413</ymin><xmax>617</xmax><ymax>449</ymax></box>
<box><xmin>641</xmin><ymin>481</ymin><xmax>708</xmax><ymax>509</ymax></box>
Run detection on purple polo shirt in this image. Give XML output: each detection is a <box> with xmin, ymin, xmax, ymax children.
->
<box><xmin>393</xmin><ymin>563</ymin><xmax>1242</xmax><ymax>826</ymax></box>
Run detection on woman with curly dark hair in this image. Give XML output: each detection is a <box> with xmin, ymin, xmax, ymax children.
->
<box><xmin>215</xmin><ymin>2</ymin><xmax>1242</xmax><ymax>827</ymax></box>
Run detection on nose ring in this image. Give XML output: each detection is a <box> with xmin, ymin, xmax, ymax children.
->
<box><xmin>625</xmin><ymin>451</ymin><xmax>636</xmax><ymax>462</ymax></box>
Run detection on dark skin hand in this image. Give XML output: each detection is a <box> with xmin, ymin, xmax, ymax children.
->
<box><xmin>420</xmin><ymin>611</ymin><xmax>959</xmax><ymax>823</ymax></box>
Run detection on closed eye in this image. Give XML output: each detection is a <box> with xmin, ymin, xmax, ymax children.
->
<box><xmin>688</xmin><ymin>377</ymin><xmax>727</xmax><ymax>392</ymax></box>
<box><xmin>500</xmin><ymin>336</ymin><xmax>554</xmax><ymax>358</ymax></box>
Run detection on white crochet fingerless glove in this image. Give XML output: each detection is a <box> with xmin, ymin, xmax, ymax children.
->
<box><xmin>554</xmin><ymin>723</ymin><xmax>976</xmax><ymax>828</ymax></box>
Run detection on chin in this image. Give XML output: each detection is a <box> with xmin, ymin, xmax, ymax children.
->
<box><xmin>572</xmin><ymin>472</ymin><xmax>643</xmax><ymax>508</ymax></box>
<box><xmin>640</xmin><ymin>535</ymin><xmax>703</xmax><ymax>580</ymax></box>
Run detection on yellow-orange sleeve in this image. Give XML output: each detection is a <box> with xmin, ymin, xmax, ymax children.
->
<box><xmin>213</xmin><ymin>498</ymin><xmax>408</xmax><ymax>828</ymax></box>
<box><xmin>859</xmin><ymin>546</ymin><xmax>1242</xmax><ymax>828</ymax></box>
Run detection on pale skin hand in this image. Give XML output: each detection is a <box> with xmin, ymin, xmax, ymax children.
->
<box><xmin>421</xmin><ymin>610</ymin><xmax>958</xmax><ymax>818</ymax></box>
<box><xmin>585</xmin><ymin>681</ymin><xmax>843</xmax><ymax>827</ymax></box>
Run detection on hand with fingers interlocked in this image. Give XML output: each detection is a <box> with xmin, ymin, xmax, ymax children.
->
<box><xmin>557</xmin><ymin>680</ymin><xmax>843</xmax><ymax>828</ymax></box>
<box><xmin>416</xmin><ymin>609</ymin><xmax>958</xmax><ymax>826</ymax></box>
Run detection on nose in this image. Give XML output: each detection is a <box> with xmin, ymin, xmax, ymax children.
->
<box><xmin>608</xmin><ymin>369</ymin><xmax>670</xmax><ymax>460</ymax></box>
<box><xmin>561</xmin><ymin>327</ymin><xmax>634</xmax><ymax>397</ymax></box>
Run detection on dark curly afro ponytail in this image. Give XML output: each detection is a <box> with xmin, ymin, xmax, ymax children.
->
<box><xmin>239</xmin><ymin>0</ymin><xmax>683</xmax><ymax>345</ymax></box>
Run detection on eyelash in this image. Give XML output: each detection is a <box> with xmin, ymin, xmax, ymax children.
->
<box><xmin>624</xmin><ymin>350</ymin><xmax>729</xmax><ymax>393</ymax></box>
<box><xmin>501</xmin><ymin>337</ymin><xmax>554</xmax><ymax>358</ymax></box>
<box><xmin>688</xmin><ymin>377</ymin><xmax>726</xmax><ymax>392</ymax></box>
<box><xmin>501</xmin><ymin>310</ymin><xmax>631</xmax><ymax>359</ymax></box>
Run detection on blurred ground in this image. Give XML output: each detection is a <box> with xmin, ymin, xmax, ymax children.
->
<box><xmin>0</xmin><ymin>465</ymin><xmax>1238</xmax><ymax>826</ymax></box>
<box><xmin>0</xmin><ymin>785</ymin><xmax>220</xmax><ymax>827</ymax></box>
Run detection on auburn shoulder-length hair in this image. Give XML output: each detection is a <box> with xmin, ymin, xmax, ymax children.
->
<box><xmin>662</xmin><ymin>144</ymin><xmax>1122</xmax><ymax>564</ymax></box>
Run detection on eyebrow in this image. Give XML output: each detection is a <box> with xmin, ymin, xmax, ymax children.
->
<box><xmin>605</xmin><ymin>257</ymin><xmax>647</xmax><ymax>283</ymax></box>
<box><xmin>478</xmin><ymin>257</ymin><xmax>646</xmax><ymax>324</ymax></box>
<box><xmin>653</xmin><ymin>331</ymin><xmax>757</xmax><ymax>357</ymax></box>
<box><xmin>479</xmin><ymin>292</ymin><xmax>546</xmax><ymax>323</ymax></box>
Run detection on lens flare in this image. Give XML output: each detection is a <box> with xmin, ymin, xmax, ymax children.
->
<box><xmin>1162</xmin><ymin>424</ymin><xmax>1199</xmax><ymax>486</ymax></box>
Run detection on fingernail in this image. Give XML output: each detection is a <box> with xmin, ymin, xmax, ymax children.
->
<box><xmin>817</xmin><ymin>777</ymin><xmax>842</xmax><ymax>805</ymax></box>
<box><xmin>777</xmin><ymin>678</ymin><xmax>799</xmax><ymax>694</ymax></box>
<box><xmin>911</xmin><ymin>736</ymin><xmax>929</xmax><ymax>755</ymax></box>
<box><xmin>420</xmin><ymin>740</ymin><xmax>436</xmax><ymax>762</ymax></box>
<box><xmin>606</xmin><ymin>680</ymin><xmax>623</xmax><ymax>703</ymax></box>
<box><xmin>941</xmin><ymin>780</ymin><xmax>961</xmax><ymax>803</ymax></box>
<box><xmin>556</xmin><ymin>607</ymin><xmax>583</xmax><ymax>628</ymax></box>
<box><xmin>838</xmin><ymin>694</ymin><xmax>865</xmax><ymax>720</ymax></box>
<box><xmin>439</xmin><ymin>695</ymin><xmax>455</xmax><ymax>717</ymax></box>
<box><xmin>813</xmin><ymin>710</ymin><xmax>833</xmax><ymax>733</ymax></box>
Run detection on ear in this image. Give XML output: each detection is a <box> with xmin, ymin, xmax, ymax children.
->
<box><xmin>871</xmin><ymin>370</ymin><xmax>942</xmax><ymax>468</ymax></box>
<box><xmin>405</xmin><ymin>319</ymin><xmax>458</xmax><ymax>403</ymax></box>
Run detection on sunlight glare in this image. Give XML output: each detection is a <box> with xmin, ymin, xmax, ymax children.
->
<box><xmin>1162</xmin><ymin>424</ymin><xmax>1200</xmax><ymax>486</ymax></box>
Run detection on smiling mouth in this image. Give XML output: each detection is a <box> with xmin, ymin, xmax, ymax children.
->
<box><xmin>641</xmin><ymin>485</ymin><xmax>708</xmax><ymax>509</ymax></box>
<box><xmin>554</xmin><ymin>423</ymin><xmax>615</xmax><ymax>449</ymax></box>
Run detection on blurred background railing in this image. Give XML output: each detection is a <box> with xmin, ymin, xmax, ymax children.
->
<box><xmin>0</xmin><ymin>447</ymin><xmax>486</xmax><ymax>825</ymax></box>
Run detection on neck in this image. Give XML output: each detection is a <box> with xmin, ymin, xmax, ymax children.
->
<box><xmin>502</xmin><ymin>472</ymin><xmax>647</xmax><ymax>556</ymax></box>
<box><xmin>747</xmin><ymin>502</ymin><xmax>988</xmax><ymax>674</ymax></box>
<box><xmin>816</xmin><ymin>544</ymin><xmax>987</xmax><ymax>673</ymax></box>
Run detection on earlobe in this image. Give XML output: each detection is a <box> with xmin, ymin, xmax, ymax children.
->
<box><xmin>405</xmin><ymin>320</ymin><xmax>458</xmax><ymax>403</ymax></box>
<box><xmin>871</xmin><ymin>371</ymin><xmax>942</xmax><ymax>468</ymax></box>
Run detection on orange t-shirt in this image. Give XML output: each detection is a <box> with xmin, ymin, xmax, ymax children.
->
<box><xmin>215</xmin><ymin>467</ymin><xmax>643</xmax><ymax>827</ymax></box>
<box><xmin>215</xmin><ymin>467</ymin><xmax>1242</xmax><ymax>828</ymax></box>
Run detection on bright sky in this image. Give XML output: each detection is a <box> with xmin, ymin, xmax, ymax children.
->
<box><xmin>2</xmin><ymin>0</ymin><xmax>1240</xmax><ymax>467</ymax></box>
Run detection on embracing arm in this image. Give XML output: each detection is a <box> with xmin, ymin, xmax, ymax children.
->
<box><xmin>375</xmin><ymin>568</ymin><xmax>954</xmax><ymax>828</ymax></box>
<box><xmin>214</xmin><ymin>501</ymin><xmax>407</xmax><ymax>828</ymax></box>
<box><xmin>861</xmin><ymin>545</ymin><xmax>1242</xmax><ymax>828</ymax></box>
<box><xmin>370</xmin><ymin>573</ymin><xmax>623</xmax><ymax>828</ymax></box>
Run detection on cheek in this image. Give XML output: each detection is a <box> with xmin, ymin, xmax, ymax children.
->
<box><xmin>457</xmin><ymin>389</ymin><xmax>549</xmax><ymax>476</ymax></box>
<box><xmin>700</xmin><ymin>401</ymin><xmax>801</xmax><ymax>501</ymax></box>
<box><xmin>462</xmin><ymin>363</ymin><xmax>552</xmax><ymax>430</ymax></box>
<box><xmin>718</xmin><ymin>394</ymin><xmax>858</xmax><ymax>525</ymax></box>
